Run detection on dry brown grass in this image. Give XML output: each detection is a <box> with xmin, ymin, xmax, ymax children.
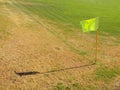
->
<box><xmin>0</xmin><ymin>0</ymin><xmax>120</xmax><ymax>90</ymax></box>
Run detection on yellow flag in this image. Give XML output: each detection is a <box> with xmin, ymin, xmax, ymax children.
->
<box><xmin>80</xmin><ymin>17</ymin><xmax>99</xmax><ymax>32</ymax></box>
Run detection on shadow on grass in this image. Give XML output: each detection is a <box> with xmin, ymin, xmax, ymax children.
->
<box><xmin>15</xmin><ymin>63</ymin><xmax>96</xmax><ymax>76</ymax></box>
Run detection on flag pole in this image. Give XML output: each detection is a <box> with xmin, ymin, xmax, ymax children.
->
<box><xmin>95</xmin><ymin>30</ymin><xmax>98</xmax><ymax>63</ymax></box>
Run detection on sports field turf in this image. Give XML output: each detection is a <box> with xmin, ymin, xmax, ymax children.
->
<box><xmin>0</xmin><ymin>0</ymin><xmax>120</xmax><ymax>90</ymax></box>
<box><xmin>20</xmin><ymin>0</ymin><xmax>120</xmax><ymax>37</ymax></box>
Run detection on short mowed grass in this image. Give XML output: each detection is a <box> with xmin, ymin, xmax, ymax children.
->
<box><xmin>20</xmin><ymin>0</ymin><xmax>120</xmax><ymax>37</ymax></box>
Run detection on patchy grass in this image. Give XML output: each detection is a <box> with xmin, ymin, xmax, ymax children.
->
<box><xmin>55</xmin><ymin>83</ymin><xmax>83</xmax><ymax>90</ymax></box>
<box><xmin>0</xmin><ymin>0</ymin><xmax>120</xmax><ymax>90</ymax></box>
<box><xmin>55</xmin><ymin>82</ymin><xmax>99</xmax><ymax>90</ymax></box>
<box><xmin>94</xmin><ymin>64</ymin><xmax>120</xmax><ymax>82</ymax></box>
<box><xmin>55</xmin><ymin>83</ymin><xmax>65</xmax><ymax>90</ymax></box>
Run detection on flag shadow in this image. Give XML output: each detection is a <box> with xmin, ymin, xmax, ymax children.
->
<box><xmin>15</xmin><ymin>63</ymin><xmax>95</xmax><ymax>76</ymax></box>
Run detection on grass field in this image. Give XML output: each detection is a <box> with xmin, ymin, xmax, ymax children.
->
<box><xmin>20</xmin><ymin>0</ymin><xmax>120</xmax><ymax>37</ymax></box>
<box><xmin>0</xmin><ymin>0</ymin><xmax>120</xmax><ymax>90</ymax></box>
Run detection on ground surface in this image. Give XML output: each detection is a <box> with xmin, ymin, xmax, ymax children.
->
<box><xmin>0</xmin><ymin>0</ymin><xmax>120</xmax><ymax>90</ymax></box>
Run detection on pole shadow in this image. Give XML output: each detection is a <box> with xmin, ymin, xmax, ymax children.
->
<box><xmin>14</xmin><ymin>71</ymin><xmax>40</xmax><ymax>76</ymax></box>
<box><xmin>15</xmin><ymin>63</ymin><xmax>96</xmax><ymax>76</ymax></box>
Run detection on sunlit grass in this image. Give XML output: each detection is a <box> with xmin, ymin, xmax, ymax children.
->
<box><xmin>0</xmin><ymin>15</ymin><xmax>11</xmax><ymax>39</ymax></box>
<box><xmin>20</xmin><ymin>0</ymin><xmax>120</xmax><ymax>37</ymax></box>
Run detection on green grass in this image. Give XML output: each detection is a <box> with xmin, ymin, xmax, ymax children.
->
<box><xmin>19</xmin><ymin>0</ymin><xmax>120</xmax><ymax>38</ymax></box>
<box><xmin>95</xmin><ymin>64</ymin><xmax>120</xmax><ymax>82</ymax></box>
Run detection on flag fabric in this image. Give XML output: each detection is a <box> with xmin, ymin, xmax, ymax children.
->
<box><xmin>80</xmin><ymin>17</ymin><xmax>99</xmax><ymax>32</ymax></box>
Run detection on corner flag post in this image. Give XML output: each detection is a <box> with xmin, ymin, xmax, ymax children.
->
<box><xmin>95</xmin><ymin>30</ymin><xmax>98</xmax><ymax>63</ymax></box>
<box><xmin>80</xmin><ymin>17</ymin><xmax>99</xmax><ymax>63</ymax></box>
